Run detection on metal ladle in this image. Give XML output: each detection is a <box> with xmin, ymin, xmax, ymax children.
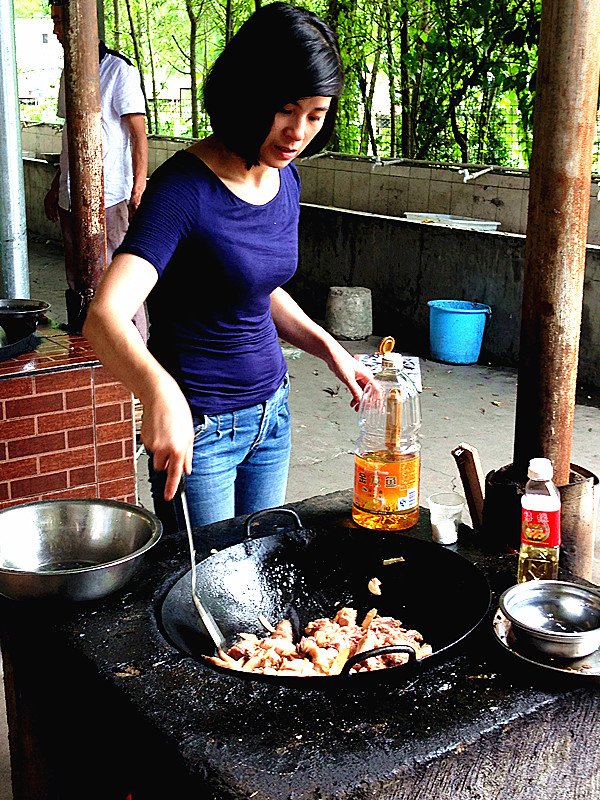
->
<box><xmin>178</xmin><ymin>484</ymin><xmax>226</xmax><ymax>652</ymax></box>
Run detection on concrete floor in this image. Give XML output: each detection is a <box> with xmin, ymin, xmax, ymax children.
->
<box><xmin>1</xmin><ymin>236</ymin><xmax>600</xmax><ymax>798</ymax></box>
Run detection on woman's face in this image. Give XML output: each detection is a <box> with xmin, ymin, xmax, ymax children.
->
<box><xmin>259</xmin><ymin>96</ymin><xmax>332</xmax><ymax>166</ymax></box>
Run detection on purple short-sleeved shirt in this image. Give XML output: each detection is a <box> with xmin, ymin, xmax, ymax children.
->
<box><xmin>116</xmin><ymin>151</ymin><xmax>300</xmax><ymax>415</ymax></box>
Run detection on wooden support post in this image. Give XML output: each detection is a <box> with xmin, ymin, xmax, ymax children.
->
<box><xmin>513</xmin><ymin>0</ymin><xmax>600</xmax><ymax>487</ymax></box>
<box><xmin>62</xmin><ymin>0</ymin><xmax>107</xmax><ymax>328</ymax></box>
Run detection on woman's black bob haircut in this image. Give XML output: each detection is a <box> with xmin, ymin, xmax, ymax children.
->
<box><xmin>204</xmin><ymin>2</ymin><xmax>343</xmax><ymax>168</ymax></box>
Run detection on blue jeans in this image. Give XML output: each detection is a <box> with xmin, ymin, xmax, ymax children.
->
<box><xmin>149</xmin><ymin>375</ymin><xmax>291</xmax><ymax>533</ymax></box>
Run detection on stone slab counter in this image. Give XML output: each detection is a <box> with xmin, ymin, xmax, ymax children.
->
<box><xmin>1</xmin><ymin>490</ymin><xmax>599</xmax><ymax>800</ymax></box>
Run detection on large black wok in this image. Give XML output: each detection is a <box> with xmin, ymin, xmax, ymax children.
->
<box><xmin>160</xmin><ymin>509</ymin><xmax>491</xmax><ymax>687</ymax></box>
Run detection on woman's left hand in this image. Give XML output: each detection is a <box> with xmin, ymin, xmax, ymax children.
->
<box><xmin>324</xmin><ymin>345</ymin><xmax>373</xmax><ymax>410</ymax></box>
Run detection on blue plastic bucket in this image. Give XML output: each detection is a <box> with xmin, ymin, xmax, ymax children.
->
<box><xmin>427</xmin><ymin>300</ymin><xmax>492</xmax><ymax>364</ymax></box>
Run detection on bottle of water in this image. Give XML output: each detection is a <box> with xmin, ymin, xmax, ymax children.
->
<box><xmin>517</xmin><ymin>457</ymin><xmax>561</xmax><ymax>582</ymax></box>
<box><xmin>352</xmin><ymin>346</ymin><xmax>421</xmax><ymax>531</ymax></box>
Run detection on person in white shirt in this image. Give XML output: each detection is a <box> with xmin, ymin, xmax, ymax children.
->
<box><xmin>44</xmin><ymin>1</ymin><xmax>148</xmax><ymax>336</ymax></box>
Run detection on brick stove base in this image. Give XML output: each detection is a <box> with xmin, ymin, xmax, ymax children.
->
<box><xmin>0</xmin><ymin>323</ymin><xmax>137</xmax><ymax>508</ymax></box>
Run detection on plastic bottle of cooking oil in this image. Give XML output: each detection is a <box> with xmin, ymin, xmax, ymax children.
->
<box><xmin>517</xmin><ymin>457</ymin><xmax>561</xmax><ymax>582</ymax></box>
<box><xmin>352</xmin><ymin>338</ymin><xmax>421</xmax><ymax>530</ymax></box>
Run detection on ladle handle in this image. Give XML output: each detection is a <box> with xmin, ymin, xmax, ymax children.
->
<box><xmin>244</xmin><ymin>507</ymin><xmax>303</xmax><ymax>540</ymax></box>
<box><xmin>341</xmin><ymin>644</ymin><xmax>419</xmax><ymax>677</ymax></box>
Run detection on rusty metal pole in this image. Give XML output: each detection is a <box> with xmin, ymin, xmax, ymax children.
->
<box><xmin>513</xmin><ymin>0</ymin><xmax>600</xmax><ymax>487</ymax></box>
<box><xmin>62</xmin><ymin>0</ymin><xmax>107</xmax><ymax>331</ymax></box>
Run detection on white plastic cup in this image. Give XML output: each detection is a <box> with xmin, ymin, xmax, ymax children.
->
<box><xmin>427</xmin><ymin>492</ymin><xmax>465</xmax><ymax>545</ymax></box>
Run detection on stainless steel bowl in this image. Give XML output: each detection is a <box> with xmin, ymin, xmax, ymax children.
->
<box><xmin>0</xmin><ymin>499</ymin><xmax>162</xmax><ymax>601</ymax></box>
<box><xmin>499</xmin><ymin>580</ymin><xmax>600</xmax><ymax>659</ymax></box>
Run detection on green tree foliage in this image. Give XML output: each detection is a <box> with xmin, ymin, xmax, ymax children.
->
<box><xmin>18</xmin><ymin>0</ymin><xmax>543</xmax><ymax>167</ymax></box>
<box><xmin>14</xmin><ymin>0</ymin><xmax>48</xmax><ymax>17</ymax></box>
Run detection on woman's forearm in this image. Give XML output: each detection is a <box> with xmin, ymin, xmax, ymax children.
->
<box><xmin>83</xmin><ymin>254</ymin><xmax>195</xmax><ymax>499</ymax></box>
<box><xmin>270</xmin><ymin>287</ymin><xmax>338</xmax><ymax>363</ymax></box>
<box><xmin>270</xmin><ymin>287</ymin><xmax>373</xmax><ymax>408</ymax></box>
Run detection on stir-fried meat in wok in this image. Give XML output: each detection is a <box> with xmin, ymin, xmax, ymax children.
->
<box><xmin>205</xmin><ymin>607</ymin><xmax>432</xmax><ymax>676</ymax></box>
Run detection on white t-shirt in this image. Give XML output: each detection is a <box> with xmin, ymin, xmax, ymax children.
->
<box><xmin>57</xmin><ymin>44</ymin><xmax>145</xmax><ymax>210</ymax></box>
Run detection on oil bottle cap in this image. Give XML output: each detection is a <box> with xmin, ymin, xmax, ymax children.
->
<box><xmin>528</xmin><ymin>457</ymin><xmax>553</xmax><ymax>481</ymax></box>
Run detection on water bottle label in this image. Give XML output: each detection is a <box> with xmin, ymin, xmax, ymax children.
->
<box><xmin>521</xmin><ymin>508</ymin><xmax>561</xmax><ymax>547</ymax></box>
<box><xmin>354</xmin><ymin>453</ymin><xmax>420</xmax><ymax>514</ymax></box>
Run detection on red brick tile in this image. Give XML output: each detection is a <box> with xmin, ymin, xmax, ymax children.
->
<box><xmin>0</xmin><ymin>442</ymin><xmax>6</xmax><ymax>461</ymax></box>
<box><xmin>0</xmin><ymin>485</ymin><xmax>98</xmax><ymax>506</ymax></box>
<box><xmin>37</xmin><ymin>408</ymin><xmax>93</xmax><ymax>434</ymax></box>
<box><xmin>98</xmin><ymin>476</ymin><xmax>136</xmax><ymax>499</ymax></box>
<box><xmin>97</xmin><ymin>441</ymin><xmax>124</xmax><ymax>463</ymax></box>
<box><xmin>11</xmin><ymin>471</ymin><xmax>68</xmax><ymax>499</ymax></box>
<box><xmin>6</xmin><ymin>392</ymin><xmax>64</xmax><ymax>419</ymax></box>
<box><xmin>67</xmin><ymin>427</ymin><xmax>94</xmax><ymax>448</ymax></box>
<box><xmin>0</xmin><ymin>375</ymin><xmax>34</xmax><ymax>399</ymax></box>
<box><xmin>8</xmin><ymin>432</ymin><xmax>66</xmax><ymax>459</ymax></box>
<box><xmin>0</xmin><ymin>483</ymin><xmax>8</xmax><ymax>501</ymax></box>
<box><xmin>39</xmin><ymin>446</ymin><xmax>95</xmax><ymax>473</ymax></box>
<box><xmin>0</xmin><ymin>417</ymin><xmax>36</xmax><ymax>441</ymax></box>
<box><xmin>95</xmin><ymin>383</ymin><xmax>131</xmax><ymax>405</ymax></box>
<box><xmin>93</xmin><ymin>366</ymin><xmax>119</xmax><ymax>385</ymax></box>
<box><xmin>96</xmin><ymin>420</ymin><xmax>133</xmax><ymax>444</ymax></box>
<box><xmin>97</xmin><ymin>458</ymin><xmax>135</xmax><ymax>483</ymax></box>
<box><xmin>95</xmin><ymin>403</ymin><xmax>123</xmax><ymax>424</ymax></box>
<box><xmin>34</xmin><ymin>369</ymin><xmax>91</xmax><ymax>394</ymax></box>
<box><xmin>65</xmin><ymin>388</ymin><xmax>93</xmax><ymax>410</ymax></box>
<box><xmin>69</xmin><ymin>465</ymin><xmax>97</xmax><ymax>487</ymax></box>
<box><xmin>123</xmin><ymin>438</ymin><xmax>134</xmax><ymax>458</ymax></box>
<box><xmin>0</xmin><ymin>456</ymin><xmax>38</xmax><ymax>481</ymax></box>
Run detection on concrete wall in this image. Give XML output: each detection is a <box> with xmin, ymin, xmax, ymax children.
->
<box><xmin>20</xmin><ymin>134</ymin><xmax>600</xmax><ymax>391</ymax></box>
<box><xmin>21</xmin><ymin>121</ymin><xmax>600</xmax><ymax>243</ymax></box>
<box><xmin>291</xmin><ymin>204</ymin><xmax>600</xmax><ymax>389</ymax></box>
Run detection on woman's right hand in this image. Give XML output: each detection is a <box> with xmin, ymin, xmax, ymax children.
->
<box><xmin>140</xmin><ymin>381</ymin><xmax>195</xmax><ymax>502</ymax></box>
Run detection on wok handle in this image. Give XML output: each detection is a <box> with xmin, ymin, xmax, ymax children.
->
<box><xmin>341</xmin><ymin>644</ymin><xmax>418</xmax><ymax>677</ymax></box>
<box><xmin>244</xmin><ymin>507</ymin><xmax>303</xmax><ymax>540</ymax></box>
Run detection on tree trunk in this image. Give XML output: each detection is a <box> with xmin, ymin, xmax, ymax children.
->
<box><xmin>399</xmin><ymin>6</ymin><xmax>410</xmax><ymax>158</ymax></box>
<box><xmin>358</xmin><ymin>71</ymin><xmax>377</xmax><ymax>156</ymax></box>
<box><xmin>225</xmin><ymin>0</ymin><xmax>234</xmax><ymax>44</ymax></box>
<box><xmin>385</xmin><ymin>3</ymin><xmax>397</xmax><ymax>158</ymax></box>
<box><xmin>476</xmin><ymin>83</ymin><xmax>496</xmax><ymax>164</ymax></box>
<box><xmin>450</xmin><ymin>103</ymin><xmax>468</xmax><ymax>162</ymax></box>
<box><xmin>123</xmin><ymin>0</ymin><xmax>152</xmax><ymax>132</ymax></box>
<box><xmin>186</xmin><ymin>0</ymin><xmax>199</xmax><ymax>138</ymax></box>
<box><xmin>360</xmin><ymin>24</ymin><xmax>382</xmax><ymax>155</ymax></box>
<box><xmin>112</xmin><ymin>0</ymin><xmax>120</xmax><ymax>50</ymax></box>
<box><xmin>143</xmin><ymin>0</ymin><xmax>159</xmax><ymax>134</ymax></box>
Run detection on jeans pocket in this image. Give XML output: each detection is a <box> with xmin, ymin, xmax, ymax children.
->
<box><xmin>193</xmin><ymin>414</ymin><xmax>209</xmax><ymax>439</ymax></box>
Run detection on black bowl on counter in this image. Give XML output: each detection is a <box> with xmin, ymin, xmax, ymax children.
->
<box><xmin>0</xmin><ymin>298</ymin><xmax>50</xmax><ymax>326</ymax></box>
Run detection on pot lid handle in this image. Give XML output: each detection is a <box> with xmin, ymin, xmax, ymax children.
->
<box><xmin>244</xmin><ymin>507</ymin><xmax>303</xmax><ymax>540</ymax></box>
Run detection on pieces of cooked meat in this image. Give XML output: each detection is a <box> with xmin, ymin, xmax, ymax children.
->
<box><xmin>205</xmin><ymin>607</ymin><xmax>432</xmax><ymax>677</ymax></box>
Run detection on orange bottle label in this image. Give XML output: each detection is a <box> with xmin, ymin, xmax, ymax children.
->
<box><xmin>521</xmin><ymin>509</ymin><xmax>561</xmax><ymax>547</ymax></box>
<box><xmin>354</xmin><ymin>454</ymin><xmax>420</xmax><ymax>514</ymax></box>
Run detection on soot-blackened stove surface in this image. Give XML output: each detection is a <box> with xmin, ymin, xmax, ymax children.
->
<box><xmin>4</xmin><ymin>490</ymin><xmax>599</xmax><ymax>800</ymax></box>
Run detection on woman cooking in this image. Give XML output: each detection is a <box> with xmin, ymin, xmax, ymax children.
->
<box><xmin>83</xmin><ymin>2</ymin><xmax>372</xmax><ymax>532</ymax></box>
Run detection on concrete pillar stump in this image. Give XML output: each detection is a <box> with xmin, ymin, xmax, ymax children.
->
<box><xmin>325</xmin><ymin>286</ymin><xmax>373</xmax><ymax>340</ymax></box>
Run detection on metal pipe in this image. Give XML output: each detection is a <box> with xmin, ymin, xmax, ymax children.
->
<box><xmin>62</xmin><ymin>0</ymin><xmax>107</xmax><ymax>308</ymax></box>
<box><xmin>0</xmin><ymin>0</ymin><xmax>29</xmax><ymax>298</ymax></box>
<box><xmin>513</xmin><ymin>0</ymin><xmax>600</xmax><ymax>487</ymax></box>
